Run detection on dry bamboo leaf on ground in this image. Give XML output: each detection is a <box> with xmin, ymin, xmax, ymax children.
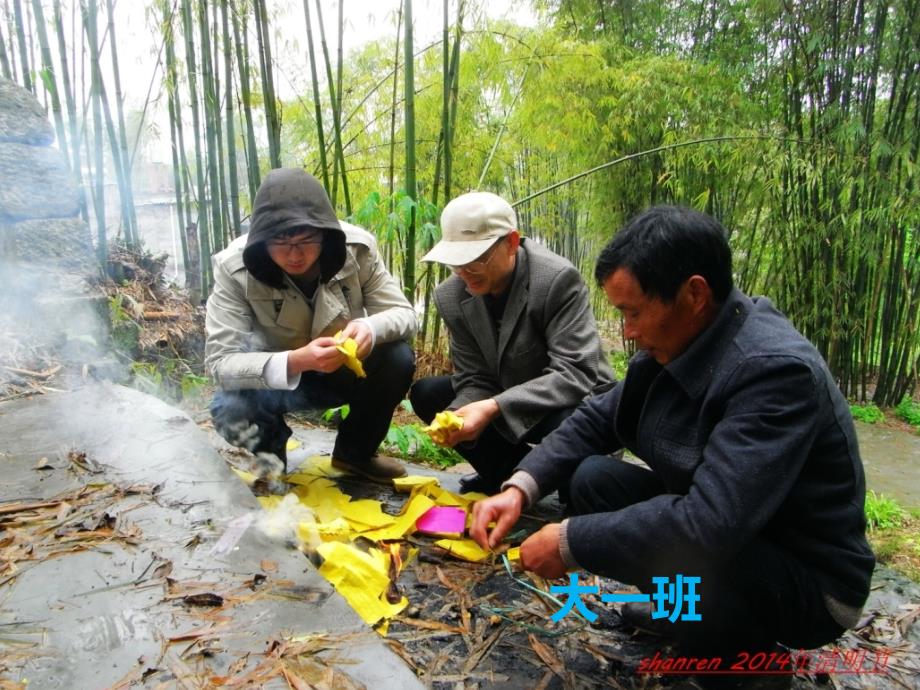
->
<box><xmin>431</xmin><ymin>671</ymin><xmax>511</xmax><ymax>683</ymax></box>
<box><xmin>895</xmin><ymin>603</ymin><xmax>920</xmax><ymax>636</ymax></box>
<box><xmin>385</xmin><ymin>639</ymin><xmax>422</xmax><ymax>674</ymax></box>
<box><xmin>168</xmin><ymin>622</ymin><xmax>229</xmax><ymax>643</ymax></box>
<box><xmin>68</xmin><ymin>450</ymin><xmax>103</xmax><ymax>474</ymax></box>
<box><xmin>1</xmin><ymin>483</ymin><xmax>152</xmax><ymax>581</ymax></box>
<box><xmin>528</xmin><ymin>633</ymin><xmax>566</xmax><ymax>678</ymax></box>
<box><xmin>534</xmin><ymin>669</ymin><xmax>555</xmax><ymax>690</ymax></box>
<box><xmin>393</xmin><ymin>617</ymin><xmax>466</xmax><ymax>635</ymax></box>
<box><xmin>182</xmin><ymin>593</ymin><xmax>224</xmax><ymax>607</ymax></box>
<box><xmin>461</xmin><ymin>628</ymin><xmax>504</xmax><ymax>675</ymax></box>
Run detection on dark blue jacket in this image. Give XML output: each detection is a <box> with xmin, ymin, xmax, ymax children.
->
<box><xmin>519</xmin><ymin>288</ymin><xmax>874</xmax><ymax>609</ymax></box>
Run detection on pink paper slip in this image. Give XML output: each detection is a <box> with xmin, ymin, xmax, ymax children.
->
<box><xmin>415</xmin><ymin>506</ymin><xmax>467</xmax><ymax>536</ymax></box>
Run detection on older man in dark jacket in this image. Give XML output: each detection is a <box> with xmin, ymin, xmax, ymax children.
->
<box><xmin>471</xmin><ymin>206</ymin><xmax>874</xmax><ymax>683</ymax></box>
<box><xmin>410</xmin><ymin>192</ymin><xmax>615</xmax><ymax>494</ymax></box>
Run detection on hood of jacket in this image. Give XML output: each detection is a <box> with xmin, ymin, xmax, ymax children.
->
<box><xmin>243</xmin><ymin>168</ymin><xmax>346</xmax><ymax>288</ymax></box>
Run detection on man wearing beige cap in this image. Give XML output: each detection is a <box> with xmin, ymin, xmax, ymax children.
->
<box><xmin>410</xmin><ymin>191</ymin><xmax>615</xmax><ymax>494</ymax></box>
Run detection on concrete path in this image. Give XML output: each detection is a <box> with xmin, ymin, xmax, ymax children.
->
<box><xmin>0</xmin><ymin>384</ymin><xmax>423</xmax><ymax>690</ymax></box>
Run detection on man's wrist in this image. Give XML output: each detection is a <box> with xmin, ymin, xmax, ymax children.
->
<box><xmin>557</xmin><ymin>518</ymin><xmax>580</xmax><ymax>571</ymax></box>
<box><xmin>501</xmin><ymin>470</ymin><xmax>539</xmax><ymax>508</ymax></box>
<box><xmin>287</xmin><ymin>348</ymin><xmax>309</xmax><ymax>375</ymax></box>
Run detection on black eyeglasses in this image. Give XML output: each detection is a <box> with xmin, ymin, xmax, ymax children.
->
<box><xmin>266</xmin><ymin>235</ymin><xmax>322</xmax><ymax>255</ymax></box>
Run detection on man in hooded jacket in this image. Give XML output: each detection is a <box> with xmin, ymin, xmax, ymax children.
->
<box><xmin>205</xmin><ymin>168</ymin><xmax>416</xmax><ymax>481</ymax></box>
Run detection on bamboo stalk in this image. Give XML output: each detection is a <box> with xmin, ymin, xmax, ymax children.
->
<box><xmin>420</xmin><ymin>0</ymin><xmax>452</xmax><ymax>347</ymax></box>
<box><xmin>230</xmin><ymin>0</ymin><xmax>260</xmax><ymax>201</ymax></box>
<box><xmin>253</xmin><ymin>0</ymin><xmax>280</xmax><ymax>168</ymax></box>
<box><xmin>197</xmin><ymin>0</ymin><xmax>224</xmax><ymax>251</ymax></box>
<box><xmin>0</xmin><ymin>15</ymin><xmax>13</xmax><ymax>78</ymax></box>
<box><xmin>314</xmin><ymin>0</ymin><xmax>350</xmax><ymax>212</ymax></box>
<box><xmin>161</xmin><ymin>0</ymin><xmax>192</xmax><ymax>298</ymax></box>
<box><xmin>12</xmin><ymin>0</ymin><xmax>31</xmax><ymax>92</ymax></box>
<box><xmin>83</xmin><ymin>0</ymin><xmax>105</xmax><ymax>265</ymax></box>
<box><xmin>402</xmin><ymin>0</ymin><xmax>416</xmax><ymax>302</ymax></box>
<box><xmin>302</xmin><ymin>0</ymin><xmax>329</xmax><ymax>190</ymax></box>
<box><xmin>4</xmin><ymin>0</ymin><xmax>17</xmax><ymax>80</ymax></box>
<box><xmin>104</xmin><ymin>0</ymin><xmax>138</xmax><ymax>247</ymax></box>
<box><xmin>180</xmin><ymin>0</ymin><xmax>213</xmax><ymax>290</ymax></box>
<box><xmin>210</xmin><ymin>0</ymin><xmax>230</xmax><ymax>240</ymax></box>
<box><xmin>29</xmin><ymin>0</ymin><xmax>68</xmax><ymax>170</ymax></box>
<box><xmin>220</xmin><ymin>0</ymin><xmax>241</xmax><ymax>237</ymax></box>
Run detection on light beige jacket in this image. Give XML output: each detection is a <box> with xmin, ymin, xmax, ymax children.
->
<box><xmin>205</xmin><ymin>222</ymin><xmax>415</xmax><ymax>389</ymax></box>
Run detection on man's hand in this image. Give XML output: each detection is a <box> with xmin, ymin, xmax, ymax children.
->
<box><xmin>288</xmin><ymin>336</ymin><xmax>346</xmax><ymax>375</ymax></box>
<box><xmin>470</xmin><ymin>487</ymin><xmax>525</xmax><ymax>550</ymax></box>
<box><xmin>520</xmin><ymin>523</ymin><xmax>566</xmax><ymax>579</ymax></box>
<box><xmin>339</xmin><ymin>320</ymin><xmax>373</xmax><ymax>359</ymax></box>
<box><xmin>441</xmin><ymin>399</ymin><xmax>500</xmax><ymax>446</ymax></box>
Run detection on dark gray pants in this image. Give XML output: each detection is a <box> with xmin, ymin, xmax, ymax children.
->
<box><xmin>211</xmin><ymin>340</ymin><xmax>415</xmax><ymax>466</ymax></box>
<box><xmin>409</xmin><ymin>374</ymin><xmax>576</xmax><ymax>492</ymax></box>
<box><xmin>569</xmin><ymin>454</ymin><xmax>846</xmax><ymax>655</ymax></box>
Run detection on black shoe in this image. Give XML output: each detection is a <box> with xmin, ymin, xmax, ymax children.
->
<box><xmin>621</xmin><ymin>601</ymin><xmax>675</xmax><ymax>637</ymax></box>
<box><xmin>458</xmin><ymin>472</ymin><xmax>500</xmax><ymax>495</ymax></box>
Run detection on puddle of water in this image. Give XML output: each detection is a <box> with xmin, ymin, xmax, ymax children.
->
<box><xmin>855</xmin><ymin>422</ymin><xmax>920</xmax><ymax>510</ymax></box>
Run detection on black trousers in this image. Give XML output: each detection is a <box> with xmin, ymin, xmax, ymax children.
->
<box><xmin>409</xmin><ymin>375</ymin><xmax>576</xmax><ymax>490</ymax></box>
<box><xmin>211</xmin><ymin>340</ymin><xmax>415</xmax><ymax>465</ymax></box>
<box><xmin>568</xmin><ymin>454</ymin><xmax>847</xmax><ymax>655</ymax></box>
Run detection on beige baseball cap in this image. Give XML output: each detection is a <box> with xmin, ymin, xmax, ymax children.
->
<box><xmin>422</xmin><ymin>191</ymin><xmax>517</xmax><ymax>265</ymax></box>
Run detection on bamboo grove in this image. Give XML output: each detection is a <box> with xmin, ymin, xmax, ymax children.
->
<box><xmin>1</xmin><ymin>0</ymin><xmax>918</xmax><ymax>406</ymax></box>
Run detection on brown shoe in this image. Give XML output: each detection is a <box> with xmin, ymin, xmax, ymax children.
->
<box><xmin>331</xmin><ymin>454</ymin><xmax>407</xmax><ymax>483</ymax></box>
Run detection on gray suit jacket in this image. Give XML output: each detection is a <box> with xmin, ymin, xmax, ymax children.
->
<box><xmin>434</xmin><ymin>239</ymin><xmax>615</xmax><ymax>442</ymax></box>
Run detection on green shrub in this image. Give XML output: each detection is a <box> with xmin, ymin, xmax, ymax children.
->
<box><xmin>895</xmin><ymin>396</ymin><xmax>920</xmax><ymax>428</ymax></box>
<box><xmin>321</xmin><ymin>404</ymin><xmax>351</xmax><ymax>423</ymax></box>
<box><xmin>865</xmin><ymin>491</ymin><xmax>907</xmax><ymax>532</ymax></box>
<box><xmin>180</xmin><ymin>373</ymin><xmax>210</xmax><ymax>400</ymax></box>
<box><xmin>850</xmin><ymin>403</ymin><xmax>885</xmax><ymax>424</ymax></box>
<box><xmin>383</xmin><ymin>423</ymin><xmax>465</xmax><ymax>467</ymax></box>
<box><xmin>109</xmin><ymin>294</ymin><xmax>140</xmax><ymax>356</ymax></box>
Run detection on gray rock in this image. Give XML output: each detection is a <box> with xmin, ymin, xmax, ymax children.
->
<box><xmin>6</xmin><ymin>216</ymin><xmax>96</xmax><ymax>270</ymax></box>
<box><xmin>0</xmin><ymin>78</ymin><xmax>54</xmax><ymax>145</ymax></box>
<box><xmin>0</xmin><ymin>141</ymin><xmax>78</xmax><ymax>220</ymax></box>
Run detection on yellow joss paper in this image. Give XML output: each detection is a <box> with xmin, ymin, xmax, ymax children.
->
<box><xmin>507</xmin><ymin>546</ymin><xmax>521</xmax><ymax>561</ymax></box>
<box><xmin>317</xmin><ymin>542</ymin><xmax>407</xmax><ymax>627</ymax></box>
<box><xmin>392</xmin><ymin>475</ymin><xmax>439</xmax><ymax>493</ymax></box>
<box><xmin>299</xmin><ymin>517</ymin><xmax>352</xmax><ymax>544</ymax></box>
<box><xmin>333</xmin><ymin>331</ymin><xmax>367</xmax><ymax>378</ymax></box>
<box><xmin>232</xmin><ymin>467</ymin><xmax>257</xmax><ymax>485</ymax></box>
<box><xmin>339</xmin><ymin>498</ymin><xmax>396</xmax><ymax>531</ymax></box>
<box><xmin>286</xmin><ymin>454</ymin><xmax>345</xmax><ymax>483</ymax></box>
<box><xmin>290</xmin><ymin>478</ymin><xmax>352</xmax><ymax>523</ymax></box>
<box><xmin>422</xmin><ymin>410</ymin><xmax>464</xmax><ymax>444</ymax></box>
<box><xmin>434</xmin><ymin>537</ymin><xmax>492</xmax><ymax>563</ymax></box>
<box><xmin>361</xmin><ymin>493</ymin><xmax>436</xmax><ymax>541</ymax></box>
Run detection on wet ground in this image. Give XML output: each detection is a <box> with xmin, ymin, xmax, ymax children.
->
<box><xmin>2</xmin><ymin>384</ymin><xmax>918</xmax><ymax>689</ymax></box>
<box><xmin>856</xmin><ymin>422</ymin><xmax>920</xmax><ymax>510</ymax></box>
<box><xmin>0</xmin><ymin>384</ymin><xmax>421</xmax><ymax>690</ymax></box>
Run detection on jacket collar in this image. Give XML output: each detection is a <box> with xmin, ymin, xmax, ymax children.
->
<box><xmin>663</xmin><ymin>287</ymin><xmax>752</xmax><ymax>399</ymax></box>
